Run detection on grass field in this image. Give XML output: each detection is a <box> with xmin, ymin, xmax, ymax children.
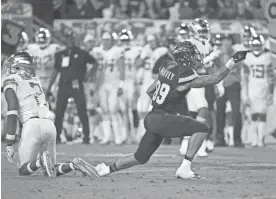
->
<box><xmin>1</xmin><ymin>141</ymin><xmax>276</xmax><ymax>199</ymax></box>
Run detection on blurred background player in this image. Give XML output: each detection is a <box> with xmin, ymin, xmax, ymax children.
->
<box><xmin>95</xmin><ymin>32</ymin><xmax>126</xmax><ymax>145</ymax></box>
<box><xmin>119</xmin><ymin>29</ymin><xmax>142</xmax><ymax>143</ymax></box>
<box><xmin>136</xmin><ymin>34</ymin><xmax>171</xmax><ymax>140</ymax></box>
<box><xmin>17</xmin><ymin>32</ymin><xmax>29</xmax><ymax>52</ymax></box>
<box><xmin>3</xmin><ymin>52</ymin><xmax>97</xmax><ymax>177</ymax></box>
<box><xmin>27</xmin><ymin>28</ymin><xmax>62</xmax><ymax>93</ymax></box>
<box><xmin>243</xmin><ymin>34</ymin><xmax>274</xmax><ymax>147</ymax></box>
<box><xmin>180</xmin><ymin>18</ymin><xmax>218</xmax><ymax>157</ymax></box>
<box><xmin>176</xmin><ymin>23</ymin><xmax>189</xmax><ymax>43</ymax></box>
<box><xmin>234</xmin><ymin>25</ymin><xmax>255</xmax><ymax>51</ymax></box>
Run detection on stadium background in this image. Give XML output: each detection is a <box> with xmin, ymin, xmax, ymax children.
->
<box><xmin>1</xmin><ymin>1</ymin><xmax>276</xmax><ymax>198</ymax></box>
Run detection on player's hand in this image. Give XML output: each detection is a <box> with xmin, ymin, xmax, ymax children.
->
<box><xmin>231</xmin><ymin>50</ymin><xmax>249</xmax><ymax>63</ymax></box>
<box><xmin>117</xmin><ymin>87</ymin><xmax>123</xmax><ymax>97</ymax></box>
<box><xmin>6</xmin><ymin>145</ymin><xmax>15</xmax><ymax>164</ymax></box>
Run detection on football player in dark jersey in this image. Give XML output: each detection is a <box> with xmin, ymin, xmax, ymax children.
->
<box><xmin>92</xmin><ymin>41</ymin><xmax>248</xmax><ymax>179</ymax></box>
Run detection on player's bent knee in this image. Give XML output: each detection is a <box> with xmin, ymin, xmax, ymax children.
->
<box><xmin>134</xmin><ymin>131</ymin><xmax>163</xmax><ymax>164</ymax></box>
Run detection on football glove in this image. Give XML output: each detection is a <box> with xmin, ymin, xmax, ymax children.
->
<box><xmin>232</xmin><ymin>50</ymin><xmax>249</xmax><ymax>63</ymax></box>
<box><xmin>6</xmin><ymin>145</ymin><xmax>15</xmax><ymax>164</ymax></box>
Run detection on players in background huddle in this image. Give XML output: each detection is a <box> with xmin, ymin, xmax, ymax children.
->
<box><xmin>27</xmin><ymin>28</ymin><xmax>63</xmax><ymax>93</ymax></box>
<box><xmin>93</xmin><ymin>32</ymin><xmax>126</xmax><ymax>145</ymax></box>
<box><xmin>242</xmin><ymin>34</ymin><xmax>274</xmax><ymax>147</ymax></box>
<box><xmin>180</xmin><ymin>19</ymin><xmax>220</xmax><ymax>157</ymax></box>
<box><xmin>119</xmin><ymin>29</ymin><xmax>142</xmax><ymax>143</ymax></box>
<box><xmin>2</xmin><ymin>52</ymin><xmax>98</xmax><ymax>177</ymax></box>
<box><xmin>136</xmin><ymin>34</ymin><xmax>171</xmax><ymax>140</ymax></box>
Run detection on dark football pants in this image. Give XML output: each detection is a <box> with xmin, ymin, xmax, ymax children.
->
<box><xmin>216</xmin><ymin>83</ymin><xmax>242</xmax><ymax>144</ymax></box>
<box><xmin>54</xmin><ymin>82</ymin><xmax>90</xmax><ymax>142</ymax></box>
<box><xmin>134</xmin><ymin>108</ymin><xmax>209</xmax><ymax>163</ymax></box>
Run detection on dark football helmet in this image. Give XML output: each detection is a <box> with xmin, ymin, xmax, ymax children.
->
<box><xmin>172</xmin><ymin>41</ymin><xmax>203</xmax><ymax>70</ymax></box>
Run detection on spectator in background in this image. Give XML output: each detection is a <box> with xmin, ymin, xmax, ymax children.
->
<box><xmin>178</xmin><ymin>0</ymin><xmax>194</xmax><ymax>19</ymax></box>
<box><xmin>145</xmin><ymin>0</ymin><xmax>170</xmax><ymax>19</ymax></box>
<box><xmin>67</xmin><ymin>0</ymin><xmax>101</xmax><ymax>19</ymax></box>
<box><xmin>215</xmin><ymin>34</ymin><xmax>243</xmax><ymax>147</ymax></box>
<box><xmin>217</xmin><ymin>0</ymin><xmax>237</xmax><ymax>19</ymax></box>
<box><xmin>236</xmin><ymin>0</ymin><xmax>255</xmax><ymax>19</ymax></box>
<box><xmin>193</xmin><ymin>0</ymin><xmax>216</xmax><ymax>19</ymax></box>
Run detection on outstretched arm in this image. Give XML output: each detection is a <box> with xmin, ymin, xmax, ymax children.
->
<box><xmin>177</xmin><ymin>59</ymin><xmax>235</xmax><ymax>91</ymax></box>
<box><xmin>177</xmin><ymin>50</ymin><xmax>249</xmax><ymax>92</ymax></box>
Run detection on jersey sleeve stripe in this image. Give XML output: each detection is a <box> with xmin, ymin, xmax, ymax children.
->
<box><xmin>178</xmin><ymin>73</ymin><xmax>198</xmax><ymax>83</ymax></box>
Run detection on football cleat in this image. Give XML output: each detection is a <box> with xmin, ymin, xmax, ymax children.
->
<box><xmin>175</xmin><ymin>167</ymin><xmax>204</xmax><ymax>180</ymax></box>
<box><xmin>95</xmin><ymin>163</ymin><xmax>110</xmax><ymax>177</ymax></box>
<box><xmin>41</xmin><ymin>151</ymin><xmax>56</xmax><ymax>177</ymax></box>
<box><xmin>72</xmin><ymin>157</ymin><xmax>99</xmax><ymax>177</ymax></box>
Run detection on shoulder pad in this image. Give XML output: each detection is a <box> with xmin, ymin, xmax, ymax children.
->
<box><xmin>2</xmin><ymin>74</ymin><xmax>21</xmax><ymax>92</ymax></box>
<box><xmin>178</xmin><ymin>67</ymin><xmax>198</xmax><ymax>83</ymax></box>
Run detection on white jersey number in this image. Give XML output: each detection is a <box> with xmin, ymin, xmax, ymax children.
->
<box><xmin>252</xmin><ymin>64</ymin><xmax>265</xmax><ymax>79</ymax></box>
<box><xmin>152</xmin><ymin>80</ymin><xmax>170</xmax><ymax>104</ymax></box>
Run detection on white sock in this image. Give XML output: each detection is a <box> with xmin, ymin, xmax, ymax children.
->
<box><xmin>180</xmin><ymin>159</ymin><xmax>192</xmax><ymax>169</ymax></box>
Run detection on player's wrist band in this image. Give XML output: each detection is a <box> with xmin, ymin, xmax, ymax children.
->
<box><xmin>225</xmin><ymin>58</ymin><xmax>235</xmax><ymax>70</ymax></box>
<box><xmin>6</xmin><ymin>134</ymin><xmax>15</xmax><ymax>141</ymax></box>
<box><xmin>7</xmin><ymin>110</ymin><xmax>18</xmax><ymax>116</ymax></box>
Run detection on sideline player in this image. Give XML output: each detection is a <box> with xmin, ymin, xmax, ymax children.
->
<box><xmin>243</xmin><ymin>34</ymin><xmax>274</xmax><ymax>147</ymax></box>
<box><xmin>119</xmin><ymin>29</ymin><xmax>142</xmax><ymax>143</ymax></box>
<box><xmin>95</xmin><ymin>32</ymin><xmax>126</xmax><ymax>145</ymax></box>
<box><xmin>137</xmin><ymin>35</ymin><xmax>171</xmax><ymax>140</ymax></box>
<box><xmin>3</xmin><ymin>52</ymin><xmax>98</xmax><ymax>177</ymax></box>
<box><xmin>27</xmin><ymin>27</ymin><xmax>63</xmax><ymax>92</ymax></box>
<box><xmin>92</xmin><ymin>42</ymin><xmax>248</xmax><ymax>179</ymax></box>
<box><xmin>180</xmin><ymin>19</ymin><xmax>219</xmax><ymax>157</ymax></box>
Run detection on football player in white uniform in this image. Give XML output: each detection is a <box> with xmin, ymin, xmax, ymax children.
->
<box><xmin>27</xmin><ymin>28</ymin><xmax>63</xmax><ymax>92</ymax></box>
<box><xmin>233</xmin><ymin>25</ymin><xmax>255</xmax><ymax>52</ymax></box>
<box><xmin>243</xmin><ymin>35</ymin><xmax>274</xmax><ymax>147</ymax></box>
<box><xmin>119</xmin><ymin>29</ymin><xmax>142</xmax><ymax>143</ymax></box>
<box><xmin>3</xmin><ymin>52</ymin><xmax>98</xmax><ymax>177</ymax></box>
<box><xmin>17</xmin><ymin>31</ymin><xmax>29</xmax><ymax>52</ymax></box>
<box><xmin>137</xmin><ymin>34</ymin><xmax>171</xmax><ymax>139</ymax></box>
<box><xmin>180</xmin><ymin>19</ymin><xmax>220</xmax><ymax>157</ymax></box>
<box><xmin>95</xmin><ymin>32</ymin><xmax>126</xmax><ymax>145</ymax></box>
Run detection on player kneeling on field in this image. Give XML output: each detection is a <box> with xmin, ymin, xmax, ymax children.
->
<box><xmin>3</xmin><ymin>52</ymin><xmax>98</xmax><ymax>177</ymax></box>
<box><xmin>84</xmin><ymin>42</ymin><xmax>248</xmax><ymax>179</ymax></box>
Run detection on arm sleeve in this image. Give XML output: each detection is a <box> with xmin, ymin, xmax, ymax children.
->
<box><xmin>152</xmin><ymin>54</ymin><xmax>173</xmax><ymax>74</ymax></box>
<box><xmin>178</xmin><ymin>67</ymin><xmax>199</xmax><ymax>84</ymax></box>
